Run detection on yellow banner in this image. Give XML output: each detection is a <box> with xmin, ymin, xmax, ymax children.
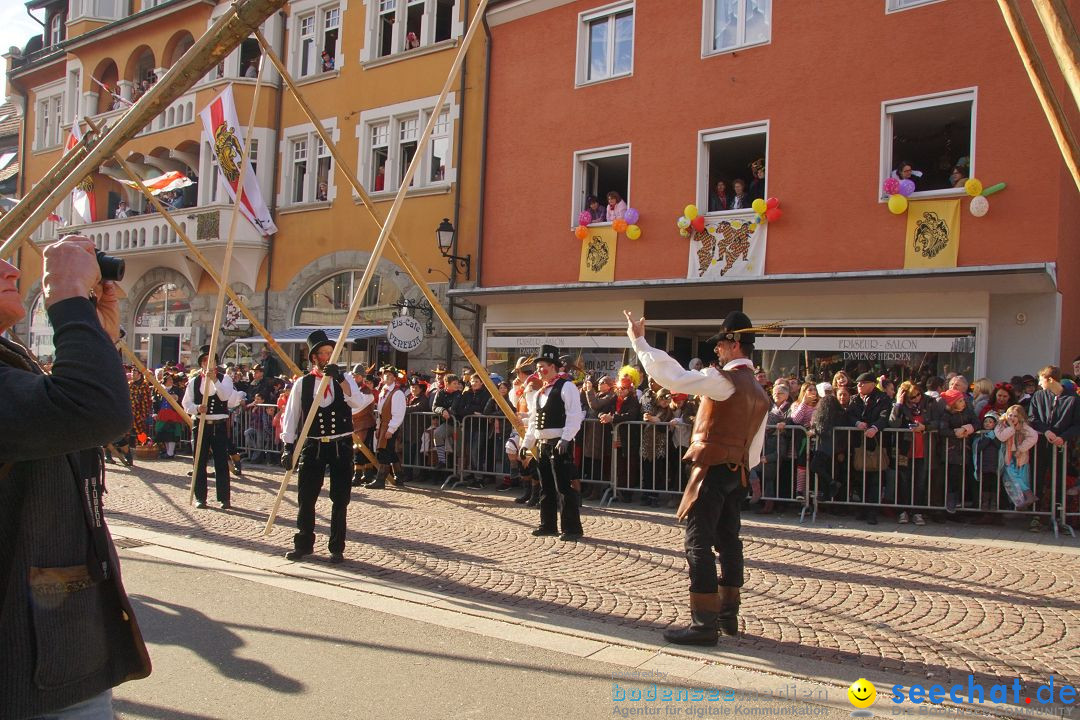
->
<box><xmin>904</xmin><ymin>199</ymin><xmax>960</xmax><ymax>269</ymax></box>
<box><xmin>579</xmin><ymin>227</ymin><xmax>617</xmax><ymax>282</ymax></box>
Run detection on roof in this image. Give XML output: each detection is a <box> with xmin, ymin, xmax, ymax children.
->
<box><xmin>0</xmin><ymin>101</ymin><xmax>21</xmax><ymax>139</ymax></box>
<box><xmin>236</xmin><ymin>326</ymin><xmax>386</xmax><ymax>344</ymax></box>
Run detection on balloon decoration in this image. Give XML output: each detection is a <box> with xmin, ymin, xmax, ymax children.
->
<box><xmin>574</xmin><ymin>225</ymin><xmax>589</xmax><ymax>240</ymax></box>
<box><xmin>887</xmin><ymin>194</ymin><xmax>908</xmax><ymax>215</ymax></box>
<box><xmin>574</xmin><ymin>206</ymin><xmax>644</xmax><ymax>240</ymax></box>
<box><xmin>898</xmin><ymin>179</ymin><xmax>916</xmax><ymax>197</ymax></box>
<box><xmin>675</xmin><ymin>197</ymin><xmax>783</xmax><ymax>240</ymax></box>
<box><xmin>625</xmin><ymin>207</ymin><xmax>640</xmax><ymax>224</ymax></box>
<box><xmin>578</xmin><ymin>210</ymin><xmax>593</xmax><ymax>226</ymax></box>
<box><xmin>612</xmin><ymin>218</ymin><xmax>628</xmax><ymax>233</ymax></box>
<box><xmin>882</xmin><ymin>173</ymin><xmax>1007</xmax><ymax>218</ymax></box>
<box><xmin>626</xmin><ymin>224</ymin><xmax>642</xmax><ymax>240</ymax></box>
<box><xmin>969</xmin><ymin>195</ymin><xmax>989</xmax><ymax>217</ymax></box>
<box><xmin>882</xmin><ymin>177</ymin><xmax>900</xmax><ymax>196</ymax></box>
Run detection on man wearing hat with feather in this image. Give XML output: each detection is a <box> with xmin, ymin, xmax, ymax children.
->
<box><xmin>519</xmin><ymin>344</ymin><xmax>586</xmax><ymax>540</ymax></box>
<box><xmin>625</xmin><ymin>310</ymin><xmax>771</xmax><ymax>646</ymax></box>
<box><xmin>183</xmin><ymin>344</ymin><xmax>248</xmax><ymax>509</ymax></box>
<box><xmin>279</xmin><ymin>330</ymin><xmax>373</xmax><ymax>563</ymax></box>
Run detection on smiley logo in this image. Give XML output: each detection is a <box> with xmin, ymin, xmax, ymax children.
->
<box><xmin>848</xmin><ymin>678</ymin><xmax>877</xmax><ymax>710</ymax></box>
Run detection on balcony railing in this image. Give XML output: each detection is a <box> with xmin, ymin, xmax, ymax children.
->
<box><xmin>69</xmin><ymin>203</ymin><xmax>266</xmax><ymax>254</ymax></box>
<box><xmin>87</xmin><ymin>90</ymin><xmax>196</xmax><ymax>138</ymax></box>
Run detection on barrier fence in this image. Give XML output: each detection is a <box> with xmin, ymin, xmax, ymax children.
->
<box><xmin>142</xmin><ymin>403</ymin><xmax>1078</xmax><ymax>538</ymax></box>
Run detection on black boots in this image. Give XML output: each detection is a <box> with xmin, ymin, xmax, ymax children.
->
<box><xmin>663</xmin><ymin>592</ymin><xmax>720</xmax><ymax>646</ymax></box>
<box><xmin>525</xmin><ymin>482</ymin><xmax>541</xmax><ymax>507</ymax></box>
<box><xmin>364</xmin><ymin>466</ymin><xmax>388</xmax><ymax>490</ymax></box>
<box><xmin>514</xmin><ymin>481</ymin><xmax>532</xmax><ymax>504</ymax></box>
<box><xmin>717</xmin><ymin>586</ymin><xmax>740</xmax><ymax>636</ymax></box>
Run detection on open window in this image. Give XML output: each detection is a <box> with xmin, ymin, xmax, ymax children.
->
<box><xmin>370</xmin><ymin>0</ymin><xmax>460</xmax><ymax>60</ymax></box>
<box><xmin>882</xmin><ymin>89</ymin><xmax>974</xmax><ymax>196</ymax></box>
<box><xmin>573</xmin><ymin>145</ymin><xmax>630</xmax><ymax>226</ymax></box>
<box><xmin>699</xmin><ymin>122</ymin><xmax>768</xmax><ymax>213</ymax></box>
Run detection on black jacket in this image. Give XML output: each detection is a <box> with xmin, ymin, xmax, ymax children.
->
<box><xmin>1029</xmin><ymin>388</ymin><xmax>1080</xmax><ymax>440</ymax></box>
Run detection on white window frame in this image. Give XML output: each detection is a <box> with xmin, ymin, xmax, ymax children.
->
<box><xmin>290</xmin><ymin>0</ymin><xmax>344</xmax><ymax>79</ymax></box>
<box><xmin>575</xmin><ymin>1</ymin><xmax>635</xmax><ymax>87</ymax></box>
<box><xmin>357</xmin><ymin>94</ymin><xmax>458</xmax><ymax>196</ymax></box>
<box><xmin>49</xmin><ymin>14</ymin><xmax>64</xmax><ymax>46</ymax></box>
<box><xmin>362</xmin><ymin>0</ymin><xmax>462</xmax><ymax>62</ymax></box>
<box><xmin>879</xmin><ymin>87</ymin><xmax>976</xmax><ymax>202</ymax></box>
<box><xmin>280</xmin><ymin>119</ymin><xmax>339</xmax><ymax>207</ymax></box>
<box><xmin>570</xmin><ymin>144</ymin><xmax>631</xmax><ymax>228</ymax></box>
<box><xmin>33</xmin><ymin>82</ymin><xmax>66</xmax><ymax>151</ymax></box>
<box><xmin>695</xmin><ymin>120</ymin><xmax>769</xmax><ymax>215</ymax></box>
<box><xmin>702</xmin><ymin>0</ymin><xmax>772</xmax><ymax>58</ymax></box>
<box><xmin>885</xmin><ymin>0</ymin><xmax>945</xmax><ymax>12</ymax></box>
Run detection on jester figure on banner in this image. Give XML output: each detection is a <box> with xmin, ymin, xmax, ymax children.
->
<box><xmin>198</xmin><ymin>85</ymin><xmax>278</xmax><ymax>236</ymax></box>
<box><xmin>678</xmin><ymin>202</ymin><xmax>776</xmax><ymax>280</ymax></box>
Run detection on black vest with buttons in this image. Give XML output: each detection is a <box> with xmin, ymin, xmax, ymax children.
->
<box><xmin>299</xmin><ymin>373</ymin><xmax>353</xmax><ymax>437</ymax></box>
<box><xmin>535</xmin><ymin>378</ymin><xmax>568</xmax><ymax>430</ymax></box>
<box><xmin>192</xmin><ymin>370</ymin><xmax>228</xmax><ymax>415</ymax></box>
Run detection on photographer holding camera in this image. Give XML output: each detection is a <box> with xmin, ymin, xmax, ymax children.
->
<box><xmin>0</xmin><ymin>236</ymin><xmax>150</xmax><ymax>719</ymax></box>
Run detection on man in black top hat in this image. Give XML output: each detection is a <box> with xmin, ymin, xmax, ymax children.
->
<box><xmin>626</xmin><ymin>309</ymin><xmax>770</xmax><ymax>646</ymax></box>
<box><xmin>279</xmin><ymin>330</ymin><xmax>372</xmax><ymax>563</ymax></box>
<box><xmin>183</xmin><ymin>345</ymin><xmax>246</xmax><ymax>509</ymax></box>
<box><xmin>520</xmin><ymin>344</ymin><xmax>586</xmax><ymax>540</ymax></box>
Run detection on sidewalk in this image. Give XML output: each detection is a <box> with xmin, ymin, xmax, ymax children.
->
<box><xmin>102</xmin><ymin>457</ymin><xmax>1080</xmax><ymax>717</ymax></box>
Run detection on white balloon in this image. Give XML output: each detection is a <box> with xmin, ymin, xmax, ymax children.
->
<box><xmin>969</xmin><ymin>195</ymin><xmax>990</xmax><ymax>217</ymax></box>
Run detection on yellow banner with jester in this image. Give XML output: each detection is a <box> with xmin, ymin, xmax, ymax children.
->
<box><xmin>579</xmin><ymin>227</ymin><xmax>617</xmax><ymax>283</ymax></box>
<box><xmin>904</xmin><ymin>199</ymin><xmax>960</xmax><ymax>269</ymax></box>
<box><xmin>686</xmin><ymin>217</ymin><xmax>767</xmax><ymax>280</ymax></box>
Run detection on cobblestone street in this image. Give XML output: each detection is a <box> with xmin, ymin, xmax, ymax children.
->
<box><xmin>105</xmin><ymin>457</ymin><xmax>1080</xmax><ymax>693</ymax></box>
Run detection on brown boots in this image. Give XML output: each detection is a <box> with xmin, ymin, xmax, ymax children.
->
<box><xmin>663</xmin><ymin>587</ymin><xmax>741</xmax><ymax>646</ymax></box>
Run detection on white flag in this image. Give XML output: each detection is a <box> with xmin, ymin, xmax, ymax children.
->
<box><xmin>66</xmin><ymin>123</ymin><xmax>96</xmax><ymax>224</ymax></box>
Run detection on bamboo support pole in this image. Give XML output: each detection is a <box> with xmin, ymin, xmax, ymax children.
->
<box><xmin>1031</xmin><ymin>0</ymin><xmax>1080</xmax><ymax>112</ymax></box>
<box><xmin>0</xmin><ymin>0</ymin><xmax>287</xmax><ymax>262</ymax></box>
<box><xmin>189</xmin><ymin>57</ymin><xmax>266</xmax><ymax>505</ymax></box>
<box><xmin>999</xmin><ymin>0</ymin><xmax>1080</xmax><ymax>193</ymax></box>
<box><xmin>261</xmin><ymin>0</ymin><xmax>491</xmax><ymax>536</ymax></box>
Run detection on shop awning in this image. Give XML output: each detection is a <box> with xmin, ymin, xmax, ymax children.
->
<box><xmin>236</xmin><ymin>326</ymin><xmax>386</xmax><ymax>344</ymax></box>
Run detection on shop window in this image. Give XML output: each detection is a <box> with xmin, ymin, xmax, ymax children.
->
<box><xmin>573</xmin><ymin>145</ymin><xmax>629</xmax><ymax>226</ymax></box>
<box><xmin>360</xmin><ymin>100</ymin><xmax>455</xmax><ymax>193</ymax></box>
<box><xmin>369</xmin><ymin>0</ymin><xmax>460</xmax><ymax>60</ymax></box>
<box><xmin>886</xmin><ymin>0</ymin><xmax>944</xmax><ymax>11</ymax></box>
<box><xmin>706</xmin><ymin>0</ymin><xmax>770</xmax><ymax>56</ymax></box>
<box><xmin>699</xmin><ymin>122</ymin><xmax>767</xmax><ymax>213</ymax></box>
<box><xmin>882</xmin><ymin>89</ymin><xmax>974</xmax><ymax>196</ymax></box>
<box><xmin>577</xmin><ymin>2</ymin><xmax>634</xmax><ymax>85</ymax></box>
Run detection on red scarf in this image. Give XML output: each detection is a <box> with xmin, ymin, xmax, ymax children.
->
<box><xmin>310</xmin><ymin>370</ymin><xmax>333</xmax><ymax>399</ymax></box>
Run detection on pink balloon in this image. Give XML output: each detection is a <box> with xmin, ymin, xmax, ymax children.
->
<box><xmin>578</xmin><ymin>211</ymin><xmax>592</xmax><ymax>226</ymax></box>
<box><xmin>882</xmin><ymin>178</ymin><xmax>900</xmax><ymax>195</ymax></box>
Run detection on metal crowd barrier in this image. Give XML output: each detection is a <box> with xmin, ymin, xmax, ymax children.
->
<box><xmin>604</xmin><ymin>419</ymin><xmax>690</xmax><ymax>508</ymax></box>
<box><xmin>231</xmin><ymin>402</ymin><xmax>283</xmax><ymax>461</ymax></box>
<box><xmin>397</xmin><ymin>410</ymin><xmax>462</xmax><ymax>489</ymax></box>
<box><xmin>758</xmin><ymin>424</ymin><xmax>813</xmax><ymax>521</ymax></box>
<box><xmin>579</xmin><ymin>417</ymin><xmax>616</xmax><ymax>505</ymax></box>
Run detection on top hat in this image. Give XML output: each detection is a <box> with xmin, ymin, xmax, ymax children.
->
<box><xmin>535</xmin><ymin>344</ymin><xmax>562</xmax><ymax>367</ymax></box>
<box><xmin>197</xmin><ymin>345</ymin><xmax>218</xmax><ymax>365</ymax></box>
<box><xmin>706</xmin><ymin>311</ymin><xmax>757</xmax><ymax>345</ymax></box>
<box><xmin>307</xmin><ymin>330</ymin><xmax>334</xmax><ymax>360</ymax></box>
<box><xmin>511</xmin><ymin>355</ymin><xmax>535</xmax><ymax>374</ymax></box>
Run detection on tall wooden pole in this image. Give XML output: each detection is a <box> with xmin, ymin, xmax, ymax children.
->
<box><xmin>998</xmin><ymin>0</ymin><xmax>1080</xmax><ymax>193</ymax></box>
<box><xmin>0</xmin><ymin>0</ymin><xmax>287</xmax><ymax>261</ymax></box>
<box><xmin>1030</xmin><ymin>0</ymin><xmax>1080</xmax><ymax>112</ymax></box>
<box><xmin>0</xmin><ymin>129</ymin><xmax>95</xmax><ymax>241</ymax></box>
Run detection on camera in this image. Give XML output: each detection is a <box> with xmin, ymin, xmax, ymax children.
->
<box><xmin>96</xmin><ymin>250</ymin><xmax>125</xmax><ymax>282</ymax></box>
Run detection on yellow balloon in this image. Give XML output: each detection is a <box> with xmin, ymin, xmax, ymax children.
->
<box><xmin>887</xmin><ymin>194</ymin><xmax>908</xmax><ymax>215</ymax></box>
<box><xmin>964</xmin><ymin>178</ymin><xmax>983</xmax><ymax>197</ymax></box>
<box><xmin>625</xmin><ymin>224</ymin><xmax>642</xmax><ymax>240</ymax></box>
<box><xmin>679</xmin><ymin>228</ymin><xmax>690</xmax><ymax>237</ymax></box>
<box><xmin>684</xmin><ymin>204</ymin><xmax>699</xmax><ymax>220</ymax></box>
<box><xmin>751</xmin><ymin>198</ymin><xmax>768</xmax><ymax>215</ymax></box>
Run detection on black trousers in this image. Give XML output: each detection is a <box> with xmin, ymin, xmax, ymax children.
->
<box><xmin>295</xmin><ymin>436</ymin><xmax>353</xmax><ymax>554</ymax></box>
<box><xmin>534</xmin><ymin>441</ymin><xmax>583</xmax><ymax>535</ymax></box>
<box><xmin>684</xmin><ymin>463</ymin><xmax>748</xmax><ymax>593</ymax></box>
<box><xmin>193</xmin><ymin>421</ymin><xmax>231</xmax><ymax>504</ymax></box>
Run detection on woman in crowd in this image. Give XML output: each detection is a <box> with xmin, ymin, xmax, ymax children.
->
<box><xmin>582</xmin><ymin>375</ymin><xmax>615</xmax><ymax>500</ymax></box>
<box><xmin>984</xmin><ymin>382</ymin><xmax>1016</xmax><ymax>419</ymax></box>
<box><xmin>639</xmin><ymin>379</ymin><xmax>673</xmax><ymax>507</ymax></box>
<box><xmin>972</xmin><ymin>378</ymin><xmax>994</xmax><ymax>417</ymax></box>
<box><xmin>810</xmin><ymin>391</ymin><xmax>848</xmax><ymax>502</ymax></box>
<box><xmin>759</xmin><ymin>383</ymin><xmax>794</xmax><ymax>514</ymax></box>
<box><xmin>889</xmin><ymin>381</ymin><xmax>931</xmax><ymax>525</ymax></box>
<box><xmin>788</xmin><ymin>382</ymin><xmax>820</xmax><ymax>501</ymax></box>
<box><xmin>601</xmin><ymin>372</ymin><xmax>641</xmax><ymax>502</ymax></box>
<box><xmin>939</xmin><ymin>389</ymin><xmax>977</xmax><ymax>514</ymax></box>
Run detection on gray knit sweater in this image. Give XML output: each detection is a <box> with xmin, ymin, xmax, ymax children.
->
<box><xmin>1</xmin><ymin>297</ymin><xmax>151</xmax><ymax>719</ymax></box>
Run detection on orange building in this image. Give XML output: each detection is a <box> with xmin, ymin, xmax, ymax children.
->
<box><xmin>5</xmin><ymin>0</ymin><xmax>486</xmax><ymax>373</ymax></box>
<box><xmin>462</xmin><ymin>0</ymin><xmax>1079</xmax><ymax>383</ymax></box>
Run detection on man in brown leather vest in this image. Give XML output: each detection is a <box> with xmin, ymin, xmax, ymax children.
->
<box><xmin>625</xmin><ymin>309</ymin><xmax>770</xmax><ymax>646</ymax></box>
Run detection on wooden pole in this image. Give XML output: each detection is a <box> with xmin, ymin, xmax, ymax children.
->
<box><xmin>1030</xmin><ymin>0</ymin><xmax>1080</xmax><ymax>112</ymax></box>
<box><xmin>0</xmin><ymin>0</ymin><xmax>287</xmax><ymax>261</ymax></box>
<box><xmin>998</xmin><ymin>0</ymin><xmax>1080</xmax><ymax>193</ymax></box>
<box><xmin>261</xmin><ymin>0</ymin><xmax>492</xmax><ymax>536</ymax></box>
<box><xmin>0</xmin><ymin>130</ymin><xmax>95</xmax><ymax>242</ymax></box>
<box><xmin>189</xmin><ymin>57</ymin><xmax>266</xmax><ymax>505</ymax></box>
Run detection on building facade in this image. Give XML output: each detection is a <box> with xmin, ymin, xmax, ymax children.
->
<box><xmin>463</xmin><ymin>0</ymin><xmax>1079</xmax><ymax>383</ymax></box>
<box><xmin>5</xmin><ymin>0</ymin><xmax>486</xmax><ymax>373</ymax></box>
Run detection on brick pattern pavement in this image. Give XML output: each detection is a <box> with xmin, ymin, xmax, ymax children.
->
<box><xmin>104</xmin><ymin>459</ymin><xmax>1080</xmax><ymax>690</ymax></box>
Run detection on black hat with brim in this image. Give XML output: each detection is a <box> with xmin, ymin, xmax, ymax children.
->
<box><xmin>706</xmin><ymin>311</ymin><xmax>756</xmax><ymax>345</ymax></box>
<box><xmin>535</xmin><ymin>344</ymin><xmax>562</xmax><ymax>367</ymax></box>
<box><xmin>307</xmin><ymin>330</ymin><xmax>334</xmax><ymax>360</ymax></box>
<box><xmin>197</xmin><ymin>344</ymin><xmax>217</xmax><ymax>365</ymax></box>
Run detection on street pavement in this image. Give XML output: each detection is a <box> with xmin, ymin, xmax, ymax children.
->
<box><xmin>100</xmin><ymin>456</ymin><xmax>1080</xmax><ymax>718</ymax></box>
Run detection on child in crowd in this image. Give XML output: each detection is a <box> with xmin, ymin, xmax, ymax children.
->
<box><xmin>971</xmin><ymin>410</ymin><xmax>1002</xmax><ymax>521</ymax></box>
<box><xmin>994</xmin><ymin>404</ymin><xmax>1039</xmax><ymax>523</ymax></box>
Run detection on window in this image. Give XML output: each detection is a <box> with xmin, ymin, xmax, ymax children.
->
<box><xmin>886</xmin><ymin>0</ymin><xmax>944</xmax><ymax>11</ymax></box>
<box><xmin>882</xmin><ymin>89</ymin><xmax>975</xmax><ymax>197</ymax></box>
<box><xmin>49</xmin><ymin>14</ymin><xmax>64</xmax><ymax>47</ymax></box>
<box><xmin>294</xmin><ymin>270</ymin><xmax>401</xmax><ymax>326</ymax></box>
<box><xmin>206</xmin><ymin>140</ymin><xmax>221</xmax><ymax>203</ymax></box>
<box><xmin>367</xmin><ymin>0</ymin><xmax>459</xmax><ymax>60</ymax></box>
<box><xmin>572</xmin><ymin>145</ymin><xmax>629</xmax><ymax>226</ymax></box>
<box><xmin>706</xmin><ymin>0</ymin><xmax>771</xmax><ymax>55</ymax></box>
<box><xmin>577</xmin><ymin>3</ymin><xmax>633</xmax><ymax>85</ymax></box>
<box><xmin>285</xmin><ymin>125</ymin><xmax>336</xmax><ymax>205</ymax></box>
<box><xmin>248</xmin><ymin>138</ymin><xmax>259</xmax><ymax>176</ymax></box>
<box><xmin>34</xmin><ymin>91</ymin><xmax>65</xmax><ymax>149</ymax></box>
<box><xmin>698</xmin><ymin>122</ymin><xmax>768</xmax><ymax>213</ymax></box>
<box><xmin>360</xmin><ymin>99</ymin><xmax>456</xmax><ymax>193</ymax></box>
<box><xmin>294</xmin><ymin>2</ymin><xmax>340</xmax><ymax>79</ymax></box>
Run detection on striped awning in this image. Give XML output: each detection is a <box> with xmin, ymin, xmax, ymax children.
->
<box><xmin>236</xmin><ymin>326</ymin><xmax>386</xmax><ymax>344</ymax></box>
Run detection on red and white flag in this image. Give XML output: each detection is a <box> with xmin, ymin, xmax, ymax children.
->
<box><xmin>198</xmin><ymin>85</ymin><xmax>277</xmax><ymax>236</ymax></box>
<box><xmin>66</xmin><ymin>122</ymin><xmax>96</xmax><ymax>225</ymax></box>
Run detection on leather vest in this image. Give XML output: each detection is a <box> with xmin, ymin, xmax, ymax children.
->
<box><xmin>682</xmin><ymin>366</ymin><xmax>770</xmax><ymax>467</ymax></box>
<box><xmin>376</xmin><ymin>386</ymin><xmax>403</xmax><ymax>448</ymax></box>
<box><xmin>299</xmin><ymin>374</ymin><xmax>352</xmax><ymax>437</ymax></box>
<box><xmin>352</xmin><ymin>391</ymin><xmax>375</xmax><ymax>432</ymax></box>
<box><xmin>536</xmin><ymin>378</ymin><xmax>568</xmax><ymax>430</ymax></box>
<box><xmin>193</xmin><ymin>370</ymin><xmax>228</xmax><ymax>415</ymax></box>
